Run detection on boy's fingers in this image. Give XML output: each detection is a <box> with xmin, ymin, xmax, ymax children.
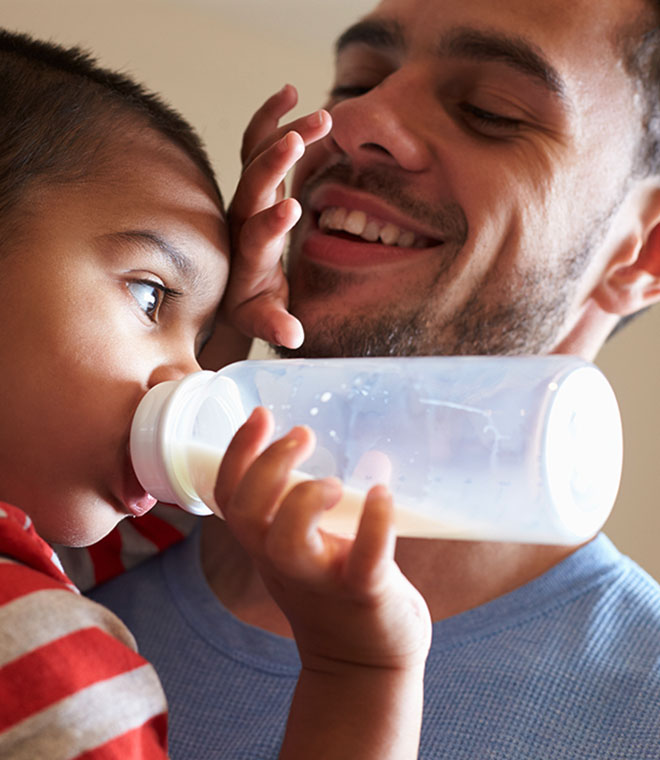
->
<box><xmin>241</xmin><ymin>84</ymin><xmax>299</xmax><ymax>165</ymax></box>
<box><xmin>214</xmin><ymin>407</ymin><xmax>274</xmax><ymax>513</ymax></box>
<box><xmin>242</xmin><ymin>108</ymin><xmax>332</xmax><ymax>170</ymax></box>
<box><xmin>344</xmin><ymin>486</ymin><xmax>397</xmax><ymax>592</ymax></box>
<box><xmin>264</xmin><ymin>478</ymin><xmax>344</xmax><ymax>579</ymax></box>
<box><xmin>224</xmin><ymin>199</ymin><xmax>298</xmax><ymax>304</ymax></box>
<box><xmin>232</xmin><ymin>297</ymin><xmax>304</xmax><ymax>349</ymax></box>
<box><xmin>231</xmin><ymin>108</ymin><xmax>331</xmax><ymax>237</ymax></box>
<box><xmin>223</xmin><ymin>426</ymin><xmax>317</xmax><ymax>547</ymax></box>
<box><xmin>236</xmin><ymin>197</ymin><xmax>302</xmax><ymax>272</ymax></box>
<box><xmin>223</xmin><ymin>199</ymin><xmax>303</xmax><ymax>347</ymax></box>
<box><xmin>231</xmin><ymin>132</ymin><xmax>304</xmax><ymax>227</ymax></box>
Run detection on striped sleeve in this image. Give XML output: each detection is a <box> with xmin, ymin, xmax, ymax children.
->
<box><xmin>0</xmin><ymin>503</ymin><xmax>169</xmax><ymax>759</ymax></box>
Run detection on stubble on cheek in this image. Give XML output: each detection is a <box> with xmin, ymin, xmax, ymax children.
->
<box><xmin>281</xmin><ymin>249</ymin><xmax>585</xmax><ymax>359</ymax></box>
<box><xmin>281</xmin><ymin>255</ymin><xmax>455</xmax><ymax>358</ymax></box>
<box><xmin>282</xmin><ymin>174</ymin><xmax>614</xmax><ymax>358</ymax></box>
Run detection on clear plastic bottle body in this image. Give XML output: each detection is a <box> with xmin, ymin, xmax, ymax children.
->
<box><xmin>130</xmin><ymin>355</ymin><xmax>623</xmax><ymax>545</ymax></box>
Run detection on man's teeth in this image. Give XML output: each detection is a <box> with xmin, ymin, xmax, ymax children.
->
<box><xmin>318</xmin><ymin>207</ymin><xmax>424</xmax><ymax>248</ymax></box>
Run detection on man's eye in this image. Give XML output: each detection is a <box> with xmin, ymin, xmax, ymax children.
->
<box><xmin>460</xmin><ymin>103</ymin><xmax>523</xmax><ymax>134</ymax></box>
<box><xmin>127</xmin><ymin>279</ymin><xmax>171</xmax><ymax>322</ymax></box>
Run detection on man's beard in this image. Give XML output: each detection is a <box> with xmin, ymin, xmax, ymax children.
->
<box><xmin>276</xmin><ymin>259</ymin><xmax>580</xmax><ymax>358</ymax></box>
<box><xmin>275</xmin><ymin>163</ymin><xmax>619</xmax><ymax>359</ymax></box>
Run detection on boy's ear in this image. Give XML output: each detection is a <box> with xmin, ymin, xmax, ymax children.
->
<box><xmin>593</xmin><ymin>184</ymin><xmax>660</xmax><ymax>317</ymax></box>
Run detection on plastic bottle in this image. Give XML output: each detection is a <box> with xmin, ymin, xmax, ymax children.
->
<box><xmin>130</xmin><ymin>355</ymin><xmax>623</xmax><ymax>545</ymax></box>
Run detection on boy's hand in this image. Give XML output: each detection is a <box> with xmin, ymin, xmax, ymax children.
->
<box><xmin>214</xmin><ymin>407</ymin><xmax>431</xmax><ymax>759</ymax></box>
<box><xmin>223</xmin><ymin>86</ymin><xmax>332</xmax><ymax>350</ymax></box>
<box><xmin>214</xmin><ymin>406</ymin><xmax>431</xmax><ymax>672</ymax></box>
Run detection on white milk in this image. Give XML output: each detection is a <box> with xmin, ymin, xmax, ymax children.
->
<box><xmin>181</xmin><ymin>441</ymin><xmax>487</xmax><ymax>539</ymax></box>
<box><xmin>183</xmin><ymin>442</ymin><xmax>224</xmax><ymax>514</ymax></box>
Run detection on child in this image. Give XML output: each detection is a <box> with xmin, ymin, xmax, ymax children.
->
<box><xmin>0</xmin><ymin>29</ymin><xmax>431</xmax><ymax>759</ymax></box>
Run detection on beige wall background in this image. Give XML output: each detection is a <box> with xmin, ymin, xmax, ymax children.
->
<box><xmin>3</xmin><ymin>0</ymin><xmax>659</xmax><ymax>579</ymax></box>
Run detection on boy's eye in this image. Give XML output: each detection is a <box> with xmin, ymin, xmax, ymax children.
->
<box><xmin>127</xmin><ymin>279</ymin><xmax>167</xmax><ymax>322</ymax></box>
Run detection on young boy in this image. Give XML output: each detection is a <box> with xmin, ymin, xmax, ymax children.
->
<box><xmin>0</xmin><ymin>29</ymin><xmax>431</xmax><ymax>759</ymax></box>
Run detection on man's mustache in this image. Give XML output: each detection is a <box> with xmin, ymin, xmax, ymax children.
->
<box><xmin>298</xmin><ymin>159</ymin><xmax>469</xmax><ymax>246</ymax></box>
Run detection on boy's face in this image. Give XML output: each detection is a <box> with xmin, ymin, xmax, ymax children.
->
<box><xmin>0</xmin><ymin>129</ymin><xmax>228</xmax><ymax>546</ymax></box>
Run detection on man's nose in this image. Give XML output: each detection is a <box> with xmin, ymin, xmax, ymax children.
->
<box><xmin>328</xmin><ymin>73</ymin><xmax>432</xmax><ymax>172</ymax></box>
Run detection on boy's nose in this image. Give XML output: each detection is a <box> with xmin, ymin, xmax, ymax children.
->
<box><xmin>147</xmin><ymin>356</ymin><xmax>202</xmax><ymax>389</ymax></box>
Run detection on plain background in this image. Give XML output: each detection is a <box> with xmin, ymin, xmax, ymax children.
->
<box><xmin>2</xmin><ymin>0</ymin><xmax>659</xmax><ymax>580</ymax></box>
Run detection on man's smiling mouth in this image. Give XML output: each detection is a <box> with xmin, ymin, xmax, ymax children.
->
<box><xmin>318</xmin><ymin>206</ymin><xmax>440</xmax><ymax>249</ymax></box>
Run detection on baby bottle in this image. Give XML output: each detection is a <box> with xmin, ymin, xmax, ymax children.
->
<box><xmin>130</xmin><ymin>355</ymin><xmax>623</xmax><ymax>545</ymax></box>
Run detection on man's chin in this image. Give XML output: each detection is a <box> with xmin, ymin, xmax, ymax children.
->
<box><xmin>272</xmin><ymin>309</ymin><xmax>434</xmax><ymax>359</ymax></box>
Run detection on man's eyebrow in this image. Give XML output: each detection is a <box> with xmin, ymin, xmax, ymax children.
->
<box><xmin>335</xmin><ymin>19</ymin><xmax>405</xmax><ymax>55</ymax></box>
<box><xmin>335</xmin><ymin>21</ymin><xmax>568</xmax><ymax>105</ymax></box>
<box><xmin>439</xmin><ymin>28</ymin><xmax>567</xmax><ymax>100</ymax></box>
<box><xmin>105</xmin><ymin>230</ymin><xmax>196</xmax><ymax>279</ymax></box>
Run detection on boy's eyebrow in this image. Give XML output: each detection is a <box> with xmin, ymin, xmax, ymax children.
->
<box><xmin>335</xmin><ymin>19</ymin><xmax>568</xmax><ymax>103</ymax></box>
<box><xmin>104</xmin><ymin>230</ymin><xmax>196</xmax><ymax>279</ymax></box>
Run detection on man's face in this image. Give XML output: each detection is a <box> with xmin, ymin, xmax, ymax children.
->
<box><xmin>0</xmin><ymin>129</ymin><xmax>228</xmax><ymax>545</ymax></box>
<box><xmin>285</xmin><ymin>0</ymin><xmax>647</xmax><ymax>357</ymax></box>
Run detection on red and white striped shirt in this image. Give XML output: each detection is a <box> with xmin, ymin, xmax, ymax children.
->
<box><xmin>0</xmin><ymin>502</ymin><xmax>169</xmax><ymax>759</ymax></box>
<box><xmin>53</xmin><ymin>504</ymin><xmax>198</xmax><ymax>592</ymax></box>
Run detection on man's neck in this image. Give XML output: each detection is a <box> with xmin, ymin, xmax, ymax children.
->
<box><xmin>201</xmin><ymin>518</ymin><xmax>577</xmax><ymax>639</ymax></box>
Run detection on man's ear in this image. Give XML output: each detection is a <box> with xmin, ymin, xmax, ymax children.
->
<box><xmin>593</xmin><ymin>184</ymin><xmax>660</xmax><ymax>317</ymax></box>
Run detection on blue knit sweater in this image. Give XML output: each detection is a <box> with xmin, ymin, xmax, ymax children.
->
<box><xmin>92</xmin><ymin>527</ymin><xmax>660</xmax><ymax>759</ymax></box>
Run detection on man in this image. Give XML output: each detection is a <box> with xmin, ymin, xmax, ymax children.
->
<box><xmin>92</xmin><ymin>0</ymin><xmax>660</xmax><ymax>757</ymax></box>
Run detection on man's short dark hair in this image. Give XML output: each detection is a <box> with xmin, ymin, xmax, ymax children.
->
<box><xmin>0</xmin><ymin>28</ymin><xmax>222</xmax><ymax>239</ymax></box>
<box><xmin>622</xmin><ymin>5</ymin><xmax>660</xmax><ymax>176</ymax></box>
<box><xmin>596</xmin><ymin>3</ymin><xmax>660</xmax><ymax>338</ymax></box>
